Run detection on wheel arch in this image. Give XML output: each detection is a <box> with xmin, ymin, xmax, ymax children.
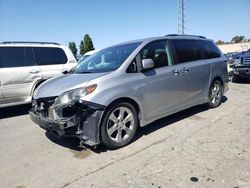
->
<box><xmin>105</xmin><ymin>97</ymin><xmax>141</xmax><ymax>118</ymax></box>
<box><xmin>30</xmin><ymin>79</ymin><xmax>45</xmax><ymax>96</ymax></box>
<box><xmin>211</xmin><ymin>76</ymin><xmax>224</xmax><ymax>91</ymax></box>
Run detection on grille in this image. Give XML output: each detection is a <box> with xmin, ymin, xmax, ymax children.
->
<box><xmin>243</xmin><ymin>55</ymin><xmax>250</xmax><ymax>65</ymax></box>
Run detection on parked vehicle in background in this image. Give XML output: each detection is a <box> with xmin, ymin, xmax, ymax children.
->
<box><xmin>0</xmin><ymin>41</ymin><xmax>77</xmax><ymax>108</ymax></box>
<box><xmin>30</xmin><ymin>35</ymin><xmax>228</xmax><ymax>149</ymax></box>
<box><xmin>232</xmin><ymin>48</ymin><xmax>250</xmax><ymax>82</ymax></box>
<box><xmin>78</xmin><ymin>49</ymin><xmax>100</xmax><ymax>63</ymax></box>
<box><xmin>225</xmin><ymin>52</ymin><xmax>238</xmax><ymax>61</ymax></box>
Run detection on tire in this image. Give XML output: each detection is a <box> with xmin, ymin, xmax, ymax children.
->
<box><xmin>101</xmin><ymin>102</ymin><xmax>138</xmax><ymax>149</ymax></box>
<box><xmin>206</xmin><ymin>80</ymin><xmax>223</xmax><ymax>108</ymax></box>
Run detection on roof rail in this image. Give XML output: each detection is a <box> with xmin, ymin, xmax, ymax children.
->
<box><xmin>166</xmin><ymin>34</ymin><xmax>206</xmax><ymax>39</ymax></box>
<box><xmin>0</xmin><ymin>41</ymin><xmax>60</xmax><ymax>45</ymax></box>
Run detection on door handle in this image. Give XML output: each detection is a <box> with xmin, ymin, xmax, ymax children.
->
<box><xmin>182</xmin><ymin>67</ymin><xmax>189</xmax><ymax>73</ymax></box>
<box><xmin>30</xmin><ymin>70</ymin><xmax>39</xmax><ymax>74</ymax></box>
<box><xmin>172</xmin><ymin>70</ymin><xmax>180</xmax><ymax>76</ymax></box>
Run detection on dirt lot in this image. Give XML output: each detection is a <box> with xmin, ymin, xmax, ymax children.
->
<box><xmin>0</xmin><ymin>82</ymin><xmax>250</xmax><ymax>188</ymax></box>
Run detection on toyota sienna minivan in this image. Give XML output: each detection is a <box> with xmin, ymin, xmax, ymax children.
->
<box><xmin>30</xmin><ymin>35</ymin><xmax>229</xmax><ymax>149</ymax></box>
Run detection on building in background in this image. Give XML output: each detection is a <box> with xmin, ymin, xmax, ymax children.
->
<box><xmin>218</xmin><ymin>42</ymin><xmax>250</xmax><ymax>53</ymax></box>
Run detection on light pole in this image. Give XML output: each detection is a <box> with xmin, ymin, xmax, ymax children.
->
<box><xmin>178</xmin><ymin>0</ymin><xmax>186</xmax><ymax>34</ymax></box>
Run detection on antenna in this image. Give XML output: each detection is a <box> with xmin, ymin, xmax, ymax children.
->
<box><xmin>178</xmin><ymin>0</ymin><xmax>186</xmax><ymax>34</ymax></box>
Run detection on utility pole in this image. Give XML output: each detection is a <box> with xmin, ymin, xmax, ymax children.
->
<box><xmin>178</xmin><ymin>0</ymin><xmax>186</xmax><ymax>34</ymax></box>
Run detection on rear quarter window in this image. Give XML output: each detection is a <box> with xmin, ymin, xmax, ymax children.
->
<box><xmin>0</xmin><ymin>47</ymin><xmax>26</xmax><ymax>68</ymax></box>
<box><xmin>199</xmin><ymin>40</ymin><xmax>221</xmax><ymax>59</ymax></box>
<box><xmin>34</xmin><ymin>47</ymin><xmax>68</xmax><ymax>65</ymax></box>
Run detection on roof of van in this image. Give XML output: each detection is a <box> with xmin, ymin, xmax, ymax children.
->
<box><xmin>109</xmin><ymin>34</ymin><xmax>212</xmax><ymax>47</ymax></box>
<box><xmin>0</xmin><ymin>41</ymin><xmax>65</xmax><ymax>47</ymax></box>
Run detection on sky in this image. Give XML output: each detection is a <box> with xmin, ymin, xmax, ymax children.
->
<box><xmin>0</xmin><ymin>0</ymin><xmax>249</xmax><ymax>50</ymax></box>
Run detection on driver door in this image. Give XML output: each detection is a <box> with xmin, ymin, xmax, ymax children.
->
<box><xmin>139</xmin><ymin>40</ymin><xmax>184</xmax><ymax>120</ymax></box>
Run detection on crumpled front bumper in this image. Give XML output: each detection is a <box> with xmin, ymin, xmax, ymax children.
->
<box><xmin>29</xmin><ymin>99</ymin><xmax>106</xmax><ymax>146</ymax></box>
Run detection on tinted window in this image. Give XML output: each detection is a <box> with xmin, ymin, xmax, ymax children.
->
<box><xmin>35</xmin><ymin>47</ymin><xmax>67</xmax><ymax>65</ymax></box>
<box><xmin>170</xmin><ymin>39</ymin><xmax>203</xmax><ymax>64</ymax></box>
<box><xmin>25</xmin><ymin>47</ymin><xmax>36</xmax><ymax>66</ymax></box>
<box><xmin>0</xmin><ymin>47</ymin><xmax>26</xmax><ymax>68</ymax></box>
<box><xmin>140</xmin><ymin>40</ymin><xmax>170</xmax><ymax>68</ymax></box>
<box><xmin>200</xmin><ymin>40</ymin><xmax>221</xmax><ymax>59</ymax></box>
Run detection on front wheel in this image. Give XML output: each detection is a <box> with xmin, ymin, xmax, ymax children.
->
<box><xmin>101</xmin><ymin>102</ymin><xmax>138</xmax><ymax>149</ymax></box>
<box><xmin>206</xmin><ymin>80</ymin><xmax>223</xmax><ymax>108</ymax></box>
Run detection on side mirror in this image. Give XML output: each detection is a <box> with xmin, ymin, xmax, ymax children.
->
<box><xmin>142</xmin><ymin>59</ymin><xmax>154</xmax><ymax>71</ymax></box>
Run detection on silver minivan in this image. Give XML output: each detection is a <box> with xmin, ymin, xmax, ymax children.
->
<box><xmin>30</xmin><ymin>35</ymin><xmax>229</xmax><ymax>149</ymax></box>
<box><xmin>0</xmin><ymin>42</ymin><xmax>77</xmax><ymax>108</ymax></box>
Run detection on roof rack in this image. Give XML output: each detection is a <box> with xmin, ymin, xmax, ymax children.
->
<box><xmin>166</xmin><ymin>34</ymin><xmax>206</xmax><ymax>39</ymax></box>
<box><xmin>0</xmin><ymin>41</ymin><xmax>60</xmax><ymax>45</ymax></box>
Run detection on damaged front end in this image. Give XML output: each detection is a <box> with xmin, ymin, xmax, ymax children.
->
<box><xmin>29</xmin><ymin>96</ymin><xmax>106</xmax><ymax>146</ymax></box>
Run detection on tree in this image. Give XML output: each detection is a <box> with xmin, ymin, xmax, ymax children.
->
<box><xmin>79</xmin><ymin>40</ymin><xmax>85</xmax><ymax>55</ymax></box>
<box><xmin>231</xmin><ymin>36</ymin><xmax>245</xmax><ymax>43</ymax></box>
<box><xmin>215</xmin><ymin>40</ymin><xmax>225</xmax><ymax>45</ymax></box>
<box><xmin>248</xmin><ymin>38</ymin><xmax>250</xmax><ymax>42</ymax></box>
<box><xmin>79</xmin><ymin>34</ymin><xmax>95</xmax><ymax>55</ymax></box>
<box><xmin>68</xmin><ymin>42</ymin><xmax>78</xmax><ymax>57</ymax></box>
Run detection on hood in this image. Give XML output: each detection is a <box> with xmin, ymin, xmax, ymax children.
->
<box><xmin>34</xmin><ymin>73</ymin><xmax>107</xmax><ymax>99</ymax></box>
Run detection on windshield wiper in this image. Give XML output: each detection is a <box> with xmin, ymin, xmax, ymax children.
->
<box><xmin>77</xmin><ymin>71</ymin><xmax>94</xmax><ymax>74</ymax></box>
<box><xmin>62</xmin><ymin>70</ymin><xmax>73</xmax><ymax>74</ymax></box>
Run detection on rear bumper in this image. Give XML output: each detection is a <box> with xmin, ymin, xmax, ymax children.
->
<box><xmin>29</xmin><ymin>100</ymin><xmax>105</xmax><ymax>146</ymax></box>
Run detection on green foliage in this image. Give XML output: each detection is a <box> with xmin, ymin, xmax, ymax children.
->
<box><xmin>231</xmin><ymin>36</ymin><xmax>245</xmax><ymax>43</ymax></box>
<box><xmin>79</xmin><ymin>34</ymin><xmax>95</xmax><ymax>55</ymax></box>
<box><xmin>215</xmin><ymin>40</ymin><xmax>225</xmax><ymax>45</ymax></box>
<box><xmin>248</xmin><ymin>38</ymin><xmax>250</xmax><ymax>42</ymax></box>
<box><xmin>68</xmin><ymin>42</ymin><xmax>78</xmax><ymax>57</ymax></box>
<box><xmin>79</xmin><ymin>40</ymin><xmax>85</xmax><ymax>55</ymax></box>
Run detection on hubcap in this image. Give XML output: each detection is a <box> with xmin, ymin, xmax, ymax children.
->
<box><xmin>210</xmin><ymin>82</ymin><xmax>222</xmax><ymax>105</ymax></box>
<box><xmin>107</xmin><ymin>107</ymin><xmax>135</xmax><ymax>143</ymax></box>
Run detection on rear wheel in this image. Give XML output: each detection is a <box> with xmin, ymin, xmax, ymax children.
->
<box><xmin>101</xmin><ymin>102</ymin><xmax>138</xmax><ymax>149</ymax></box>
<box><xmin>206</xmin><ymin>80</ymin><xmax>223</xmax><ymax>108</ymax></box>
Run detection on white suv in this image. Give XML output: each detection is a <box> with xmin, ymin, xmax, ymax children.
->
<box><xmin>0</xmin><ymin>41</ymin><xmax>77</xmax><ymax>108</ymax></box>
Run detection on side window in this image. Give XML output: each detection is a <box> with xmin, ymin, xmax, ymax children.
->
<box><xmin>140</xmin><ymin>40</ymin><xmax>171</xmax><ymax>68</ymax></box>
<box><xmin>25</xmin><ymin>47</ymin><xmax>36</xmax><ymax>66</ymax></box>
<box><xmin>34</xmin><ymin>47</ymin><xmax>68</xmax><ymax>65</ymax></box>
<box><xmin>200</xmin><ymin>40</ymin><xmax>221</xmax><ymax>59</ymax></box>
<box><xmin>0</xmin><ymin>47</ymin><xmax>26</xmax><ymax>68</ymax></box>
<box><xmin>170</xmin><ymin>39</ymin><xmax>203</xmax><ymax>64</ymax></box>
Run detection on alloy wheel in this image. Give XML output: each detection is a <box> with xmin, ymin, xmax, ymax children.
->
<box><xmin>210</xmin><ymin>81</ymin><xmax>222</xmax><ymax>106</ymax></box>
<box><xmin>106</xmin><ymin>107</ymin><xmax>135</xmax><ymax>143</ymax></box>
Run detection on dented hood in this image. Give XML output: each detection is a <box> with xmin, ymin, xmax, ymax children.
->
<box><xmin>34</xmin><ymin>73</ymin><xmax>107</xmax><ymax>99</ymax></box>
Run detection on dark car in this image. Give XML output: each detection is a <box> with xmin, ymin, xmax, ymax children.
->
<box><xmin>232</xmin><ymin>49</ymin><xmax>250</xmax><ymax>82</ymax></box>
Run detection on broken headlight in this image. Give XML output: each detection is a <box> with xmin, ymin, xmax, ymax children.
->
<box><xmin>53</xmin><ymin>84</ymin><xmax>97</xmax><ymax>108</ymax></box>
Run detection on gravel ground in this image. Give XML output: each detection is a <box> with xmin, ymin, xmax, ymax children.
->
<box><xmin>0</xmin><ymin>81</ymin><xmax>250</xmax><ymax>188</ymax></box>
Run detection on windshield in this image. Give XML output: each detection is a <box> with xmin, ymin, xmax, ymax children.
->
<box><xmin>74</xmin><ymin>42</ymin><xmax>141</xmax><ymax>73</ymax></box>
<box><xmin>78</xmin><ymin>55</ymin><xmax>90</xmax><ymax>63</ymax></box>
